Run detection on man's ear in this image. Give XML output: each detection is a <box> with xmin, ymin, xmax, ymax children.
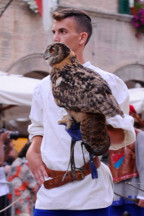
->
<box><xmin>79</xmin><ymin>32</ymin><xmax>88</xmax><ymax>46</ymax></box>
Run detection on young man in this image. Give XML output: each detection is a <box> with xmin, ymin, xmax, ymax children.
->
<box><xmin>27</xmin><ymin>8</ymin><xmax>136</xmax><ymax>216</ymax></box>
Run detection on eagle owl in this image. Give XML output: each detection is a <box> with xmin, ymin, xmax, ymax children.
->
<box><xmin>43</xmin><ymin>43</ymin><xmax>124</xmax><ymax>156</ymax></box>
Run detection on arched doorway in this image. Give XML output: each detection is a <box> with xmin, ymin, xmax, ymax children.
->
<box><xmin>6</xmin><ymin>53</ymin><xmax>49</xmax><ymax>78</ymax></box>
<box><xmin>114</xmin><ymin>63</ymin><xmax>144</xmax><ymax>88</ymax></box>
<box><xmin>3</xmin><ymin>53</ymin><xmax>50</xmax><ymax>137</ymax></box>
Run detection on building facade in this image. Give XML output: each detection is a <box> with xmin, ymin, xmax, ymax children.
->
<box><xmin>0</xmin><ymin>0</ymin><xmax>144</xmax><ymax>86</ymax></box>
<box><xmin>0</xmin><ymin>0</ymin><xmax>144</xmax><ymax>134</ymax></box>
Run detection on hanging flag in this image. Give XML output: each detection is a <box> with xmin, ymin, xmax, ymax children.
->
<box><xmin>112</xmin><ymin>153</ymin><xmax>124</xmax><ymax>169</ymax></box>
<box><xmin>35</xmin><ymin>0</ymin><xmax>58</xmax><ymax>31</ymax></box>
<box><xmin>35</xmin><ymin>0</ymin><xmax>42</xmax><ymax>16</ymax></box>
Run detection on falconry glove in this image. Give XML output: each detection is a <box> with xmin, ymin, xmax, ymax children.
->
<box><xmin>60</xmin><ymin>121</ymin><xmax>98</xmax><ymax>179</ymax></box>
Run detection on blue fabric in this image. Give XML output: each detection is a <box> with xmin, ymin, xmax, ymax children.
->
<box><xmin>89</xmin><ymin>154</ymin><xmax>98</xmax><ymax>179</ymax></box>
<box><xmin>109</xmin><ymin>202</ymin><xmax>144</xmax><ymax>216</ymax></box>
<box><xmin>33</xmin><ymin>208</ymin><xmax>109</xmax><ymax>216</ymax></box>
<box><xmin>60</xmin><ymin>122</ymin><xmax>82</xmax><ymax>141</ymax></box>
<box><xmin>108</xmin><ymin>198</ymin><xmax>144</xmax><ymax>216</ymax></box>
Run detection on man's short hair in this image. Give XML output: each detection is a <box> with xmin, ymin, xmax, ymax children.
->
<box><xmin>52</xmin><ymin>8</ymin><xmax>92</xmax><ymax>45</ymax></box>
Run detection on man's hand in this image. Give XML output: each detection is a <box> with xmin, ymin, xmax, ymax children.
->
<box><xmin>0</xmin><ymin>131</ymin><xmax>9</xmax><ymax>165</ymax></box>
<box><xmin>0</xmin><ymin>130</ymin><xmax>9</xmax><ymax>143</ymax></box>
<box><xmin>26</xmin><ymin>136</ymin><xmax>48</xmax><ymax>186</ymax></box>
<box><xmin>137</xmin><ymin>199</ymin><xmax>144</xmax><ymax>207</ymax></box>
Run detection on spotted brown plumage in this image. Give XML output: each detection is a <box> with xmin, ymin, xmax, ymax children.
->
<box><xmin>43</xmin><ymin>42</ymin><xmax>124</xmax><ymax>156</ymax></box>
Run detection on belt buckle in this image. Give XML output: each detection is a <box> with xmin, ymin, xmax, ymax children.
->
<box><xmin>79</xmin><ymin>169</ymin><xmax>85</xmax><ymax>180</ymax></box>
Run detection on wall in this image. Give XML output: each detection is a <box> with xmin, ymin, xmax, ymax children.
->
<box><xmin>59</xmin><ymin>0</ymin><xmax>118</xmax><ymax>13</ymax></box>
<box><xmin>0</xmin><ymin>0</ymin><xmax>50</xmax><ymax>75</ymax></box>
<box><xmin>58</xmin><ymin>3</ymin><xmax>144</xmax><ymax>84</ymax></box>
<box><xmin>0</xmin><ymin>0</ymin><xmax>144</xmax><ymax>83</ymax></box>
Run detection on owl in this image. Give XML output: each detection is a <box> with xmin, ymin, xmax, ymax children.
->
<box><xmin>43</xmin><ymin>43</ymin><xmax>124</xmax><ymax>156</ymax></box>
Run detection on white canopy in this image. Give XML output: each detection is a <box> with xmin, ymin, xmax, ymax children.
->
<box><xmin>0</xmin><ymin>71</ymin><xmax>144</xmax><ymax>135</ymax></box>
<box><xmin>128</xmin><ymin>88</ymin><xmax>144</xmax><ymax>114</ymax></box>
<box><xmin>0</xmin><ymin>71</ymin><xmax>144</xmax><ymax>112</ymax></box>
<box><xmin>0</xmin><ymin>71</ymin><xmax>41</xmax><ymax>106</ymax></box>
<box><xmin>0</xmin><ymin>71</ymin><xmax>41</xmax><ymax>135</ymax></box>
<box><xmin>0</xmin><ymin>71</ymin><xmax>144</xmax><ymax>121</ymax></box>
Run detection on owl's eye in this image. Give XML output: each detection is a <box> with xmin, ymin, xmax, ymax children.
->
<box><xmin>50</xmin><ymin>46</ymin><xmax>55</xmax><ymax>53</ymax></box>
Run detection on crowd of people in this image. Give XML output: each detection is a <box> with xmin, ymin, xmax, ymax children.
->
<box><xmin>0</xmin><ymin>131</ymin><xmax>39</xmax><ymax>216</ymax></box>
<box><xmin>108</xmin><ymin>105</ymin><xmax>144</xmax><ymax>215</ymax></box>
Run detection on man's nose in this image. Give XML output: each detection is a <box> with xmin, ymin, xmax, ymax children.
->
<box><xmin>53</xmin><ymin>33</ymin><xmax>60</xmax><ymax>42</ymax></box>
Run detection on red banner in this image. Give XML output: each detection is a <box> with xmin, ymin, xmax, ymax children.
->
<box><xmin>35</xmin><ymin>0</ymin><xmax>42</xmax><ymax>16</ymax></box>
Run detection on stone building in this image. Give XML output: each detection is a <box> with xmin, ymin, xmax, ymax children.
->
<box><xmin>0</xmin><ymin>0</ymin><xmax>144</xmax><ymax>134</ymax></box>
<box><xmin>0</xmin><ymin>0</ymin><xmax>49</xmax><ymax>79</ymax></box>
<box><xmin>0</xmin><ymin>0</ymin><xmax>144</xmax><ymax>86</ymax></box>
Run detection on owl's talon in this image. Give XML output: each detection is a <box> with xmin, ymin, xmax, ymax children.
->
<box><xmin>58</xmin><ymin>115</ymin><xmax>74</xmax><ymax>129</ymax></box>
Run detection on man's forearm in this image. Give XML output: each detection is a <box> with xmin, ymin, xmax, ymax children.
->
<box><xmin>26</xmin><ymin>135</ymin><xmax>48</xmax><ymax>185</ymax></box>
<box><xmin>28</xmin><ymin>135</ymin><xmax>43</xmax><ymax>155</ymax></box>
<box><xmin>107</xmin><ymin>125</ymin><xmax>125</xmax><ymax>145</ymax></box>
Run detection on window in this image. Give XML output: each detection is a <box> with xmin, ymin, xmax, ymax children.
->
<box><xmin>119</xmin><ymin>0</ymin><xmax>130</xmax><ymax>14</ymax></box>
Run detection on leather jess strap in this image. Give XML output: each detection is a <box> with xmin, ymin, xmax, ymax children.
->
<box><xmin>44</xmin><ymin>156</ymin><xmax>100</xmax><ymax>189</ymax></box>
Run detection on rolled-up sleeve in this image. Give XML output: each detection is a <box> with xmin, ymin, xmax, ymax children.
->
<box><xmin>90</xmin><ymin>65</ymin><xmax>136</xmax><ymax>149</ymax></box>
<box><xmin>28</xmin><ymin>84</ymin><xmax>44</xmax><ymax>141</ymax></box>
<box><xmin>104</xmin><ymin>72</ymin><xmax>136</xmax><ymax>149</ymax></box>
<box><xmin>107</xmin><ymin>114</ymin><xmax>136</xmax><ymax>150</ymax></box>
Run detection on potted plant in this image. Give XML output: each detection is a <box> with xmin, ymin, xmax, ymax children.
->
<box><xmin>135</xmin><ymin>0</ymin><xmax>144</xmax><ymax>11</ymax></box>
<box><xmin>131</xmin><ymin>7</ymin><xmax>144</xmax><ymax>37</ymax></box>
<box><xmin>130</xmin><ymin>0</ymin><xmax>144</xmax><ymax>15</ymax></box>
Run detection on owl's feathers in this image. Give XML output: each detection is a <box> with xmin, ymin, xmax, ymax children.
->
<box><xmin>43</xmin><ymin>43</ymin><xmax>124</xmax><ymax>156</ymax></box>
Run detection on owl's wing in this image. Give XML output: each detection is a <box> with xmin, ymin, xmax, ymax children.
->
<box><xmin>52</xmin><ymin>65</ymin><xmax>123</xmax><ymax>118</ymax></box>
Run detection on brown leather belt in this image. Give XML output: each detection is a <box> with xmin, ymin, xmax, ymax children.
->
<box><xmin>44</xmin><ymin>156</ymin><xmax>100</xmax><ymax>189</ymax></box>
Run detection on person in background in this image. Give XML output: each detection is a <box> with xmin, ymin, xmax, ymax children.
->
<box><xmin>0</xmin><ymin>130</ymin><xmax>11</xmax><ymax>216</ymax></box>
<box><xmin>0</xmin><ymin>131</ymin><xmax>9</xmax><ymax>166</ymax></box>
<box><xmin>108</xmin><ymin>105</ymin><xmax>144</xmax><ymax>216</ymax></box>
<box><xmin>4</xmin><ymin>138</ymin><xmax>17</xmax><ymax>166</ymax></box>
<box><xmin>129</xmin><ymin>105</ymin><xmax>144</xmax><ymax>128</ymax></box>
<box><xmin>27</xmin><ymin>7</ymin><xmax>135</xmax><ymax>216</ymax></box>
<box><xmin>7</xmin><ymin>142</ymin><xmax>39</xmax><ymax>216</ymax></box>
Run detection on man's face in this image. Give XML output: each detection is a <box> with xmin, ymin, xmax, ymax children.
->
<box><xmin>52</xmin><ymin>17</ymin><xmax>81</xmax><ymax>53</ymax></box>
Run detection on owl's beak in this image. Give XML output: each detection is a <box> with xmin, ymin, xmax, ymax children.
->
<box><xmin>43</xmin><ymin>52</ymin><xmax>48</xmax><ymax>60</ymax></box>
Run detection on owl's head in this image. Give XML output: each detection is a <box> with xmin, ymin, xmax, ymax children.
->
<box><xmin>43</xmin><ymin>43</ymin><xmax>71</xmax><ymax>66</ymax></box>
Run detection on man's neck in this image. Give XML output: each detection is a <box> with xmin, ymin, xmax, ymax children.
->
<box><xmin>78</xmin><ymin>56</ymin><xmax>85</xmax><ymax>64</ymax></box>
<box><xmin>75</xmin><ymin>49</ymin><xmax>85</xmax><ymax>64</ymax></box>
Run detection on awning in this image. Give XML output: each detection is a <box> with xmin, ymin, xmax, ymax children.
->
<box><xmin>128</xmin><ymin>88</ymin><xmax>144</xmax><ymax>114</ymax></box>
<box><xmin>0</xmin><ymin>71</ymin><xmax>41</xmax><ymax>106</ymax></box>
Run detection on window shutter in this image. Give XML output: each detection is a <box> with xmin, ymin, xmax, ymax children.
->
<box><xmin>119</xmin><ymin>0</ymin><xmax>130</xmax><ymax>14</ymax></box>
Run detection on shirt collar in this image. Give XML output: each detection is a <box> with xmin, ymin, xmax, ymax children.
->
<box><xmin>82</xmin><ymin>61</ymin><xmax>91</xmax><ymax>67</ymax></box>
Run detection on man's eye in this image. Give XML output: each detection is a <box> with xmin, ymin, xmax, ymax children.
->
<box><xmin>60</xmin><ymin>29</ymin><xmax>66</xmax><ymax>34</ymax></box>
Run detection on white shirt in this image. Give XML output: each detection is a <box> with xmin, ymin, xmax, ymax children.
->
<box><xmin>28</xmin><ymin>62</ymin><xmax>136</xmax><ymax>210</ymax></box>
<box><xmin>0</xmin><ymin>167</ymin><xmax>9</xmax><ymax>196</ymax></box>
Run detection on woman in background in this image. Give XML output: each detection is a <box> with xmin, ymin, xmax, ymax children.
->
<box><xmin>7</xmin><ymin>142</ymin><xmax>39</xmax><ymax>216</ymax></box>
